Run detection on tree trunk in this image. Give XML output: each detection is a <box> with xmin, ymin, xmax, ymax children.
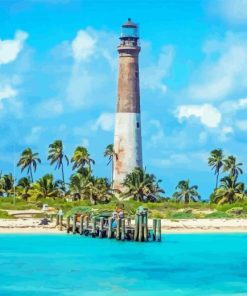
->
<box><xmin>30</xmin><ymin>165</ymin><xmax>33</xmax><ymax>183</ymax></box>
<box><xmin>61</xmin><ymin>161</ymin><xmax>65</xmax><ymax>195</ymax></box>
<box><xmin>215</xmin><ymin>172</ymin><xmax>219</xmax><ymax>190</ymax></box>
<box><xmin>111</xmin><ymin>159</ymin><xmax>113</xmax><ymax>187</ymax></box>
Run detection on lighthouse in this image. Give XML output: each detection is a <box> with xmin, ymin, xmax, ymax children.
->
<box><xmin>113</xmin><ymin>18</ymin><xmax>143</xmax><ymax>190</ymax></box>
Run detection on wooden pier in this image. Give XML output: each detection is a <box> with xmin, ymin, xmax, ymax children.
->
<box><xmin>57</xmin><ymin>210</ymin><xmax>162</xmax><ymax>242</ymax></box>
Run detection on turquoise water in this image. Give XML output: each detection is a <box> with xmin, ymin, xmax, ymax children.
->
<box><xmin>0</xmin><ymin>234</ymin><xmax>247</xmax><ymax>296</ymax></box>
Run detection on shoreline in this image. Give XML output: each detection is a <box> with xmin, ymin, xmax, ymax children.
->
<box><xmin>0</xmin><ymin>218</ymin><xmax>247</xmax><ymax>234</ymax></box>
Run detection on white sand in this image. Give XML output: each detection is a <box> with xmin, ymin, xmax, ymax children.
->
<box><xmin>0</xmin><ymin>218</ymin><xmax>247</xmax><ymax>234</ymax></box>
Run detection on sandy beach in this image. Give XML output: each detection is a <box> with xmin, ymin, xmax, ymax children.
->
<box><xmin>0</xmin><ymin>218</ymin><xmax>247</xmax><ymax>234</ymax></box>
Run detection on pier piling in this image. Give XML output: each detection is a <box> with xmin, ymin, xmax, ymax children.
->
<box><xmin>72</xmin><ymin>215</ymin><xmax>76</xmax><ymax>234</ymax></box>
<box><xmin>121</xmin><ymin>219</ymin><xmax>125</xmax><ymax>241</ymax></box>
<box><xmin>66</xmin><ymin>216</ymin><xmax>70</xmax><ymax>233</ymax></box>
<box><xmin>157</xmin><ymin>219</ymin><xmax>161</xmax><ymax>242</ymax></box>
<box><xmin>153</xmin><ymin>219</ymin><xmax>157</xmax><ymax>241</ymax></box>
<box><xmin>99</xmin><ymin>217</ymin><xmax>104</xmax><ymax>238</ymax></box>
<box><xmin>79</xmin><ymin>215</ymin><xmax>84</xmax><ymax>235</ymax></box>
<box><xmin>108</xmin><ymin>217</ymin><xmax>113</xmax><ymax>238</ymax></box>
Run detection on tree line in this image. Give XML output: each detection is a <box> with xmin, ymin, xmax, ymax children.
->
<box><xmin>0</xmin><ymin>141</ymin><xmax>246</xmax><ymax>205</ymax></box>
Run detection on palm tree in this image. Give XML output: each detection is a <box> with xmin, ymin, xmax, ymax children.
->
<box><xmin>211</xmin><ymin>176</ymin><xmax>245</xmax><ymax>204</ymax></box>
<box><xmin>71</xmin><ymin>146</ymin><xmax>95</xmax><ymax>172</ymax></box>
<box><xmin>69</xmin><ymin>170</ymin><xmax>112</xmax><ymax>204</ymax></box>
<box><xmin>172</xmin><ymin>180</ymin><xmax>200</xmax><ymax>203</ymax></box>
<box><xmin>223</xmin><ymin>155</ymin><xmax>243</xmax><ymax>178</ymax></box>
<box><xmin>122</xmin><ymin>167</ymin><xmax>165</xmax><ymax>202</ymax></box>
<box><xmin>31</xmin><ymin>174</ymin><xmax>62</xmax><ymax>199</ymax></box>
<box><xmin>0</xmin><ymin>173</ymin><xmax>14</xmax><ymax>197</ymax></box>
<box><xmin>17</xmin><ymin>148</ymin><xmax>41</xmax><ymax>182</ymax></box>
<box><xmin>104</xmin><ymin>144</ymin><xmax>117</xmax><ymax>184</ymax></box>
<box><xmin>208</xmin><ymin>149</ymin><xmax>224</xmax><ymax>189</ymax></box>
<box><xmin>17</xmin><ymin>177</ymin><xmax>31</xmax><ymax>200</ymax></box>
<box><xmin>47</xmin><ymin>140</ymin><xmax>69</xmax><ymax>186</ymax></box>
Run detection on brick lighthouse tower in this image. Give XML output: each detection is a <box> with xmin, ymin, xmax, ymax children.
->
<box><xmin>113</xmin><ymin>18</ymin><xmax>143</xmax><ymax>190</ymax></box>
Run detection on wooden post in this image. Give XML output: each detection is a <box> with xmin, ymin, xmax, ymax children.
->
<box><xmin>108</xmin><ymin>217</ymin><xmax>113</xmax><ymax>238</ymax></box>
<box><xmin>66</xmin><ymin>216</ymin><xmax>70</xmax><ymax>233</ymax></box>
<box><xmin>153</xmin><ymin>219</ymin><xmax>157</xmax><ymax>241</ymax></box>
<box><xmin>157</xmin><ymin>219</ymin><xmax>161</xmax><ymax>242</ymax></box>
<box><xmin>143</xmin><ymin>213</ymin><xmax>148</xmax><ymax>242</ymax></box>
<box><xmin>138</xmin><ymin>214</ymin><xmax>143</xmax><ymax>242</ymax></box>
<box><xmin>134</xmin><ymin>214</ymin><xmax>139</xmax><ymax>241</ymax></box>
<box><xmin>79</xmin><ymin>215</ymin><xmax>84</xmax><ymax>235</ymax></box>
<box><xmin>121</xmin><ymin>219</ymin><xmax>125</xmax><ymax>241</ymax></box>
<box><xmin>59</xmin><ymin>214</ymin><xmax>63</xmax><ymax>231</ymax></box>
<box><xmin>72</xmin><ymin>215</ymin><xmax>77</xmax><ymax>234</ymax></box>
<box><xmin>127</xmin><ymin>217</ymin><xmax>131</xmax><ymax>227</ymax></box>
<box><xmin>56</xmin><ymin>214</ymin><xmax>59</xmax><ymax>226</ymax></box>
<box><xmin>99</xmin><ymin>217</ymin><xmax>104</xmax><ymax>238</ymax></box>
<box><xmin>116</xmin><ymin>218</ymin><xmax>121</xmax><ymax>240</ymax></box>
<box><xmin>92</xmin><ymin>217</ymin><xmax>96</xmax><ymax>236</ymax></box>
<box><xmin>85</xmin><ymin>216</ymin><xmax>89</xmax><ymax>230</ymax></box>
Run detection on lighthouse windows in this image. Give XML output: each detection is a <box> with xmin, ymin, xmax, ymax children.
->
<box><xmin>137</xmin><ymin>122</ymin><xmax>140</xmax><ymax>128</ymax></box>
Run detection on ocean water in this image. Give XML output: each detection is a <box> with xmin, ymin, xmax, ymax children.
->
<box><xmin>0</xmin><ymin>234</ymin><xmax>247</xmax><ymax>296</ymax></box>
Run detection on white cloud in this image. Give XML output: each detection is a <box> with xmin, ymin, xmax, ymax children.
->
<box><xmin>93</xmin><ymin>112</ymin><xmax>115</xmax><ymax>131</ymax></box>
<box><xmin>0</xmin><ymin>85</ymin><xmax>17</xmax><ymax>101</ymax></box>
<box><xmin>176</xmin><ymin>104</ymin><xmax>221</xmax><ymax>128</ymax></box>
<box><xmin>65</xmin><ymin>29</ymin><xmax>116</xmax><ymax>108</ymax></box>
<box><xmin>0</xmin><ymin>30</ymin><xmax>28</xmax><ymax>65</ymax></box>
<box><xmin>148</xmin><ymin>119</ymin><xmax>165</xmax><ymax>146</ymax></box>
<box><xmin>186</xmin><ymin>33</ymin><xmax>247</xmax><ymax>101</ymax></box>
<box><xmin>141</xmin><ymin>45</ymin><xmax>174</xmax><ymax>93</ymax></box>
<box><xmin>213</xmin><ymin>0</ymin><xmax>247</xmax><ymax>24</ymax></box>
<box><xmin>220</xmin><ymin>97</ymin><xmax>247</xmax><ymax>113</ymax></box>
<box><xmin>38</xmin><ymin>99</ymin><xmax>64</xmax><ymax>118</ymax></box>
<box><xmin>219</xmin><ymin>126</ymin><xmax>234</xmax><ymax>141</ymax></box>
<box><xmin>81</xmin><ymin>138</ymin><xmax>89</xmax><ymax>147</ymax></box>
<box><xmin>25</xmin><ymin>126</ymin><xmax>44</xmax><ymax>144</ymax></box>
<box><xmin>152</xmin><ymin>151</ymin><xmax>208</xmax><ymax>170</ymax></box>
<box><xmin>236</xmin><ymin>120</ymin><xmax>247</xmax><ymax>131</ymax></box>
<box><xmin>71</xmin><ymin>30</ymin><xmax>96</xmax><ymax>62</ymax></box>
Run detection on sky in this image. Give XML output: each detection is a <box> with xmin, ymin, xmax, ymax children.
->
<box><xmin>1</xmin><ymin>0</ymin><xmax>247</xmax><ymax>198</ymax></box>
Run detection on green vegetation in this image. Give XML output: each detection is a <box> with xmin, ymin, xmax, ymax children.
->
<box><xmin>0</xmin><ymin>143</ymin><xmax>246</xmax><ymax>219</ymax></box>
<box><xmin>172</xmin><ymin>180</ymin><xmax>200</xmax><ymax>203</ymax></box>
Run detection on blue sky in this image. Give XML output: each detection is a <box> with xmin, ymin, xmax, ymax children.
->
<box><xmin>1</xmin><ymin>0</ymin><xmax>247</xmax><ymax>198</ymax></box>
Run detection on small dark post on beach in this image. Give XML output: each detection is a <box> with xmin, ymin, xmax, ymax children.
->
<box><xmin>127</xmin><ymin>217</ymin><xmax>131</xmax><ymax>226</ymax></box>
<box><xmin>108</xmin><ymin>217</ymin><xmax>113</xmax><ymax>238</ymax></box>
<box><xmin>66</xmin><ymin>216</ymin><xmax>70</xmax><ymax>233</ymax></box>
<box><xmin>79</xmin><ymin>215</ymin><xmax>84</xmax><ymax>235</ymax></box>
<box><xmin>121</xmin><ymin>219</ymin><xmax>125</xmax><ymax>241</ymax></box>
<box><xmin>99</xmin><ymin>217</ymin><xmax>104</xmax><ymax>238</ymax></box>
<box><xmin>157</xmin><ymin>219</ymin><xmax>161</xmax><ymax>242</ymax></box>
<box><xmin>134</xmin><ymin>214</ymin><xmax>139</xmax><ymax>241</ymax></box>
<box><xmin>72</xmin><ymin>215</ymin><xmax>76</xmax><ymax>234</ymax></box>
<box><xmin>153</xmin><ymin>219</ymin><xmax>157</xmax><ymax>241</ymax></box>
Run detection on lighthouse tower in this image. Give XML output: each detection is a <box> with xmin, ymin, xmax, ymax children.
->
<box><xmin>113</xmin><ymin>18</ymin><xmax>143</xmax><ymax>190</ymax></box>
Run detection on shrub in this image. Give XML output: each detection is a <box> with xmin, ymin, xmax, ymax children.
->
<box><xmin>226</xmin><ymin>207</ymin><xmax>245</xmax><ymax>216</ymax></box>
<box><xmin>167</xmin><ymin>211</ymin><xmax>195</xmax><ymax>219</ymax></box>
<box><xmin>205</xmin><ymin>211</ymin><xmax>230</xmax><ymax>219</ymax></box>
<box><xmin>0</xmin><ymin>210</ymin><xmax>14</xmax><ymax>219</ymax></box>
